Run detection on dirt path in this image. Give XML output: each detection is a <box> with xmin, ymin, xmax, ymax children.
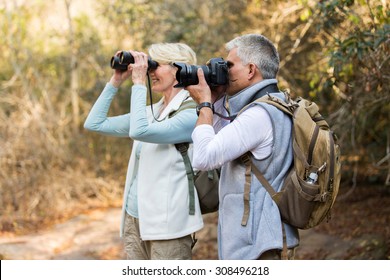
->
<box><xmin>2</xmin><ymin>207</ymin><xmax>385</xmax><ymax>260</ymax></box>
<box><xmin>0</xmin><ymin>208</ymin><xmax>125</xmax><ymax>260</ymax></box>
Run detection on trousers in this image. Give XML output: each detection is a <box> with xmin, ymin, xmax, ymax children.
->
<box><xmin>123</xmin><ymin>212</ymin><xmax>193</xmax><ymax>260</ymax></box>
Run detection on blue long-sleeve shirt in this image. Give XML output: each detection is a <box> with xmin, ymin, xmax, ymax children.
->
<box><xmin>84</xmin><ymin>83</ymin><xmax>196</xmax><ymax>143</ymax></box>
<box><xmin>84</xmin><ymin>83</ymin><xmax>197</xmax><ymax>217</ymax></box>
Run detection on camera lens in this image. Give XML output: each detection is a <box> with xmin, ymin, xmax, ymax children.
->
<box><xmin>173</xmin><ymin>58</ymin><xmax>227</xmax><ymax>88</ymax></box>
<box><xmin>173</xmin><ymin>63</ymin><xmax>201</xmax><ymax>88</ymax></box>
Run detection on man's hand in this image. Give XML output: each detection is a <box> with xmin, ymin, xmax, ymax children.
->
<box><xmin>186</xmin><ymin>68</ymin><xmax>213</xmax><ymax>126</ymax></box>
<box><xmin>185</xmin><ymin>68</ymin><xmax>212</xmax><ymax>104</ymax></box>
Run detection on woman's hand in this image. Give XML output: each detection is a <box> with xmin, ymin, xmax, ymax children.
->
<box><xmin>129</xmin><ymin>51</ymin><xmax>148</xmax><ymax>85</ymax></box>
<box><xmin>109</xmin><ymin>51</ymin><xmax>132</xmax><ymax>88</ymax></box>
<box><xmin>109</xmin><ymin>50</ymin><xmax>149</xmax><ymax>88</ymax></box>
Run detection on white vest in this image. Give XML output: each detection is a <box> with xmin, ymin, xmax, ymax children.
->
<box><xmin>120</xmin><ymin>91</ymin><xmax>204</xmax><ymax>240</ymax></box>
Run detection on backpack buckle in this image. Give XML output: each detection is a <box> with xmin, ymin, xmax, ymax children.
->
<box><xmin>267</xmin><ymin>94</ymin><xmax>280</xmax><ymax>103</ymax></box>
<box><xmin>267</xmin><ymin>94</ymin><xmax>297</xmax><ymax>114</ymax></box>
<box><xmin>175</xmin><ymin>143</ymin><xmax>188</xmax><ymax>154</ymax></box>
<box><xmin>240</xmin><ymin>153</ymin><xmax>251</xmax><ymax>165</ymax></box>
<box><xmin>320</xmin><ymin>192</ymin><xmax>329</xmax><ymax>202</ymax></box>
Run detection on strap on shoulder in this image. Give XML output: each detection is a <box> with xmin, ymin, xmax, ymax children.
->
<box><xmin>240</xmin><ymin>152</ymin><xmax>277</xmax><ymax>226</ymax></box>
<box><xmin>170</xmin><ymin>99</ymin><xmax>197</xmax><ymax>215</ymax></box>
<box><xmin>175</xmin><ymin>143</ymin><xmax>196</xmax><ymax>215</ymax></box>
<box><xmin>169</xmin><ymin>99</ymin><xmax>197</xmax><ymax>118</ymax></box>
<box><xmin>237</xmin><ymin>90</ymin><xmax>298</xmax><ymax>118</ymax></box>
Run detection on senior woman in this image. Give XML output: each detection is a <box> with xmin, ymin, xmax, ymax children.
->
<box><xmin>84</xmin><ymin>43</ymin><xmax>203</xmax><ymax>260</ymax></box>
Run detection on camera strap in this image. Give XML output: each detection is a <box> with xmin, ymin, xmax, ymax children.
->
<box><xmin>147</xmin><ymin>73</ymin><xmax>164</xmax><ymax>123</ymax></box>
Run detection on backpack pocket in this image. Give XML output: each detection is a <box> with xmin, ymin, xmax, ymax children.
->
<box><xmin>194</xmin><ymin>169</ymin><xmax>220</xmax><ymax>214</ymax></box>
<box><xmin>273</xmin><ymin>171</ymin><xmax>320</xmax><ymax>228</ymax></box>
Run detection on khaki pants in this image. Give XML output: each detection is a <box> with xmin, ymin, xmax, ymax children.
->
<box><xmin>123</xmin><ymin>213</ymin><xmax>193</xmax><ymax>260</ymax></box>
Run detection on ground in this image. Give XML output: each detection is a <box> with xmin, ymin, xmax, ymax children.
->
<box><xmin>0</xmin><ymin>183</ymin><xmax>389</xmax><ymax>260</ymax></box>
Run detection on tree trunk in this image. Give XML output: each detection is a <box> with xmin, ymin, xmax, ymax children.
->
<box><xmin>65</xmin><ymin>0</ymin><xmax>80</xmax><ymax>133</ymax></box>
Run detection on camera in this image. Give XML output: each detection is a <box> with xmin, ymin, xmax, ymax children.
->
<box><xmin>110</xmin><ymin>51</ymin><xmax>159</xmax><ymax>71</ymax></box>
<box><xmin>173</xmin><ymin>57</ymin><xmax>228</xmax><ymax>88</ymax></box>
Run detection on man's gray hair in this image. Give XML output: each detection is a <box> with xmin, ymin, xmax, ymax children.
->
<box><xmin>226</xmin><ymin>34</ymin><xmax>280</xmax><ymax>79</ymax></box>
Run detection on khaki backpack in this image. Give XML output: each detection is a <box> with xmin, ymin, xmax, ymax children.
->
<box><xmin>240</xmin><ymin>91</ymin><xmax>341</xmax><ymax>229</ymax></box>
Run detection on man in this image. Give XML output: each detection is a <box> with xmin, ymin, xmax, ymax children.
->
<box><xmin>186</xmin><ymin>34</ymin><xmax>299</xmax><ymax>260</ymax></box>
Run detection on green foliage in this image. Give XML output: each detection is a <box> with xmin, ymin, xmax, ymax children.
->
<box><xmin>96</xmin><ymin>0</ymin><xmax>251</xmax><ymax>63</ymax></box>
<box><xmin>313</xmin><ymin>0</ymin><xmax>390</xmax><ymax>183</ymax></box>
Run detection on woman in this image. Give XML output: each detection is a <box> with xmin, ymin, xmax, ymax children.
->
<box><xmin>84</xmin><ymin>43</ymin><xmax>203</xmax><ymax>260</ymax></box>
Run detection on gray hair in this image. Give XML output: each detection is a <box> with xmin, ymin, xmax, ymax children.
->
<box><xmin>225</xmin><ymin>34</ymin><xmax>279</xmax><ymax>79</ymax></box>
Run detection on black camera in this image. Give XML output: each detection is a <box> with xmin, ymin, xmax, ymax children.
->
<box><xmin>110</xmin><ymin>51</ymin><xmax>159</xmax><ymax>71</ymax></box>
<box><xmin>173</xmin><ymin>57</ymin><xmax>228</xmax><ymax>88</ymax></box>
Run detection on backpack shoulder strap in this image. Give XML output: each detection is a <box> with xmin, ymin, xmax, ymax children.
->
<box><xmin>240</xmin><ymin>153</ymin><xmax>277</xmax><ymax>225</ymax></box>
<box><xmin>169</xmin><ymin>99</ymin><xmax>197</xmax><ymax>118</ymax></box>
<box><xmin>239</xmin><ymin>91</ymin><xmax>298</xmax><ymax>201</ymax></box>
<box><xmin>237</xmin><ymin>91</ymin><xmax>295</xmax><ymax>225</ymax></box>
<box><xmin>237</xmin><ymin>91</ymin><xmax>298</xmax><ymax>118</ymax></box>
<box><xmin>255</xmin><ymin>92</ymin><xmax>298</xmax><ymax>116</ymax></box>
<box><xmin>175</xmin><ymin>142</ymin><xmax>196</xmax><ymax>215</ymax></box>
<box><xmin>170</xmin><ymin>99</ymin><xmax>197</xmax><ymax>215</ymax></box>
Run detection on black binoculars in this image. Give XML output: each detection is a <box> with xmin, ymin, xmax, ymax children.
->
<box><xmin>110</xmin><ymin>51</ymin><xmax>159</xmax><ymax>71</ymax></box>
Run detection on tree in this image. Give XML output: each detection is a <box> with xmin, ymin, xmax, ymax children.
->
<box><xmin>96</xmin><ymin>0</ymin><xmax>251</xmax><ymax>62</ymax></box>
<box><xmin>314</xmin><ymin>0</ymin><xmax>389</xmax><ymax>185</ymax></box>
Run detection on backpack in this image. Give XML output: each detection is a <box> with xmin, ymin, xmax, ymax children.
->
<box><xmin>240</xmin><ymin>91</ymin><xmax>341</xmax><ymax>229</ymax></box>
<box><xmin>169</xmin><ymin>100</ymin><xmax>220</xmax><ymax>216</ymax></box>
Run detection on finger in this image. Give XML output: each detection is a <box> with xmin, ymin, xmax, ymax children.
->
<box><xmin>128</xmin><ymin>50</ymin><xmax>137</xmax><ymax>63</ymax></box>
<box><xmin>139</xmin><ymin>51</ymin><xmax>147</xmax><ymax>59</ymax></box>
<box><xmin>140</xmin><ymin>52</ymin><xmax>148</xmax><ymax>64</ymax></box>
<box><xmin>130</xmin><ymin>51</ymin><xmax>147</xmax><ymax>65</ymax></box>
<box><xmin>130</xmin><ymin>50</ymin><xmax>144</xmax><ymax>62</ymax></box>
<box><xmin>197</xmin><ymin>68</ymin><xmax>207</xmax><ymax>85</ymax></box>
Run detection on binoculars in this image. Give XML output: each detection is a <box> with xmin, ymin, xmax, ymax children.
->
<box><xmin>110</xmin><ymin>51</ymin><xmax>159</xmax><ymax>71</ymax></box>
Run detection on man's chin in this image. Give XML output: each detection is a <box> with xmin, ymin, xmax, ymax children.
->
<box><xmin>225</xmin><ymin>84</ymin><xmax>236</xmax><ymax>96</ymax></box>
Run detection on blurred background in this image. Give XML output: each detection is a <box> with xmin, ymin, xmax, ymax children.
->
<box><xmin>0</xmin><ymin>0</ymin><xmax>389</xmax><ymax>259</ymax></box>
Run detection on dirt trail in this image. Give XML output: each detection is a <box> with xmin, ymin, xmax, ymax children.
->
<box><xmin>0</xmin><ymin>207</ymin><xmax>387</xmax><ymax>260</ymax></box>
<box><xmin>0</xmin><ymin>208</ymin><xmax>125</xmax><ymax>260</ymax></box>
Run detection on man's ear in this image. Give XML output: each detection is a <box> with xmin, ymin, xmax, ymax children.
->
<box><xmin>248</xmin><ymin>63</ymin><xmax>263</xmax><ymax>81</ymax></box>
<box><xmin>248</xmin><ymin>63</ymin><xmax>257</xmax><ymax>79</ymax></box>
